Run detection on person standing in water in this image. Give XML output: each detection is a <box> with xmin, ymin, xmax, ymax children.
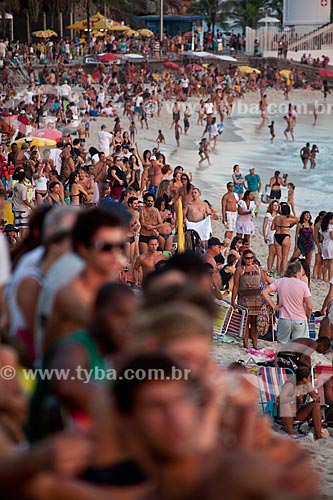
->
<box><xmin>310</xmin><ymin>145</ymin><xmax>319</xmax><ymax>169</ymax></box>
<box><xmin>300</xmin><ymin>143</ymin><xmax>310</xmax><ymax>170</ymax></box>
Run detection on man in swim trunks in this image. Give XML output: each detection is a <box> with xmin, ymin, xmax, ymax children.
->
<box><xmin>148</xmin><ymin>154</ymin><xmax>163</xmax><ymax>197</ymax></box>
<box><xmin>134</xmin><ymin>236</ymin><xmax>166</xmax><ymax>287</ymax></box>
<box><xmin>221</xmin><ymin>182</ymin><xmax>238</xmax><ymax>240</ymax></box>
<box><xmin>184</xmin><ymin>188</ymin><xmax>212</xmax><ymax>242</ymax></box>
<box><xmin>139</xmin><ymin>193</ymin><xmax>163</xmax><ymax>254</ymax></box>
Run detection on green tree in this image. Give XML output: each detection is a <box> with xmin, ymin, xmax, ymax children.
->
<box><xmin>189</xmin><ymin>0</ymin><xmax>228</xmax><ymax>35</ymax></box>
<box><xmin>226</xmin><ymin>0</ymin><xmax>272</xmax><ymax>30</ymax></box>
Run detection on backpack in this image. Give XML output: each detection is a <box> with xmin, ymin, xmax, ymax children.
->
<box><xmin>184</xmin><ymin>229</ymin><xmax>205</xmax><ymax>256</ymax></box>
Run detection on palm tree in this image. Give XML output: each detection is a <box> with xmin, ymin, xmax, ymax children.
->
<box><xmin>189</xmin><ymin>0</ymin><xmax>228</xmax><ymax>36</ymax></box>
<box><xmin>226</xmin><ymin>0</ymin><xmax>270</xmax><ymax>30</ymax></box>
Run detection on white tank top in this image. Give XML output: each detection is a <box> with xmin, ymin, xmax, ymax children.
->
<box><xmin>35</xmin><ymin>175</ymin><xmax>48</xmax><ymax>191</ymax></box>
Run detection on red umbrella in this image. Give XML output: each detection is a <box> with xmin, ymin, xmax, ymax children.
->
<box><xmin>318</xmin><ymin>69</ymin><xmax>333</xmax><ymax>77</ymax></box>
<box><xmin>31</xmin><ymin>128</ymin><xmax>62</xmax><ymax>141</ymax></box>
<box><xmin>98</xmin><ymin>53</ymin><xmax>118</xmax><ymax>62</ymax></box>
<box><xmin>163</xmin><ymin>62</ymin><xmax>180</xmax><ymax>71</ymax></box>
<box><xmin>186</xmin><ymin>63</ymin><xmax>204</xmax><ymax>72</ymax></box>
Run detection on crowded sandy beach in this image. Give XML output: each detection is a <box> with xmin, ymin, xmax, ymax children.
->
<box><xmin>0</xmin><ymin>32</ymin><xmax>333</xmax><ymax>499</ymax></box>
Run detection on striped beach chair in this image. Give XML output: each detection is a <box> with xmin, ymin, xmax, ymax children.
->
<box><xmin>221</xmin><ymin>304</ymin><xmax>248</xmax><ymax>340</ymax></box>
<box><xmin>257</xmin><ymin>366</ymin><xmax>294</xmax><ymax>423</ymax></box>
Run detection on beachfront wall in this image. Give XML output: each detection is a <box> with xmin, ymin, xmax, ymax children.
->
<box><xmin>264</xmin><ymin>49</ymin><xmax>333</xmax><ymax>62</ymax></box>
<box><xmin>245</xmin><ymin>24</ymin><xmax>333</xmax><ymax>56</ymax></box>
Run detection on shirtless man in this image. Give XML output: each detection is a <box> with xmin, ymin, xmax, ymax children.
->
<box><xmin>147</xmin><ymin>155</ymin><xmax>163</xmax><ymax>197</ymax></box>
<box><xmin>202</xmin><ymin>237</ymin><xmax>223</xmax><ymax>299</ymax></box>
<box><xmin>139</xmin><ymin>193</ymin><xmax>163</xmax><ymax>254</ymax></box>
<box><xmin>78</xmin><ymin>168</ymin><xmax>95</xmax><ymax>207</ymax></box>
<box><xmin>94</xmin><ymin>152</ymin><xmax>108</xmax><ymax>200</ymax></box>
<box><xmin>221</xmin><ymin>182</ymin><xmax>238</xmax><ymax>240</ymax></box>
<box><xmin>133</xmin><ymin>236</ymin><xmax>166</xmax><ymax>287</ymax></box>
<box><xmin>60</xmin><ymin>149</ymin><xmax>74</xmax><ymax>182</ymax></box>
<box><xmin>126</xmin><ymin>196</ymin><xmax>140</xmax><ymax>266</ymax></box>
<box><xmin>184</xmin><ymin>188</ymin><xmax>212</xmax><ymax>242</ymax></box>
<box><xmin>43</xmin><ymin>207</ymin><xmax>128</xmax><ymax>354</ymax></box>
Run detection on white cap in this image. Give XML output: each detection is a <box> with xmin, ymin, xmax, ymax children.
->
<box><xmin>25</xmin><ymin>136</ymin><xmax>33</xmax><ymax>142</ymax></box>
<box><xmin>150</xmin><ymin>155</ymin><xmax>156</xmax><ymax>160</ymax></box>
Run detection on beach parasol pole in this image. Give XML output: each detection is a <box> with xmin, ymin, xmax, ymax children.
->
<box><xmin>177</xmin><ymin>199</ymin><xmax>185</xmax><ymax>253</ymax></box>
<box><xmin>160</xmin><ymin>0</ymin><xmax>164</xmax><ymax>42</ymax></box>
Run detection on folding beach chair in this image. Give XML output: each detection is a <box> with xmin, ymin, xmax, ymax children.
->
<box><xmin>213</xmin><ymin>298</ymin><xmax>232</xmax><ymax>336</ymax></box>
<box><xmin>221</xmin><ymin>304</ymin><xmax>248</xmax><ymax>340</ymax></box>
<box><xmin>257</xmin><ymin>366</ymin><xmax>294</xmax><ymax>426</ymax></box>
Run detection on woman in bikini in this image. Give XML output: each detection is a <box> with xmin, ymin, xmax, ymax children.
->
<box><xmin>155</xmin><ymin>197</ymin><xmax>175</xmax><ymax>252</ymax></box>
<box><xmin>310</xmin><ymin>144</ymin><xmax>319</xmax><ymax>169</ymax></box>
<box><xmin>112</xmin><ymin>130</ymin><xmax>123</xmax><ymax>152</ymax></box>
<box><xmin>271</xmin><ymin>203</ymin><xmax>298</xmax><ymax>276</ymax></box>
<box><xmin>135</xmin><ymin>144</ymin><xmax>151</xmax><ymax>193</ymax></box>
<box><xmin>267</xmin><ymin>171</ymin><xmax>287</xmax><ymax>200</ymax></box>
<box><xmin>68</xmin><ymin>172</ymin><xmax>88</xmax><ymax>206</ymax></box>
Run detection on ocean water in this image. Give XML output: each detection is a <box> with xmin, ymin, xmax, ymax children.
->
<box><xmin>193</xmin><ymin>99</ymin><xmax>333</xmax><ymax>218</ymax></box>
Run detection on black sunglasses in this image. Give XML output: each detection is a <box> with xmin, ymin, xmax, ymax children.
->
<box><xmin>244</xmin><ymin>256</ymin><xmax>254</xmax><ymax>260</ymax></box>
<box><xmin>145</xmin><ymin>199</ymin><xmax>154</xmax><ymax>203</ymax></box>
<box><xmin>94</xmin><ymin>241</ymin><xmax>126</xmax><ymax>253</ymax></box>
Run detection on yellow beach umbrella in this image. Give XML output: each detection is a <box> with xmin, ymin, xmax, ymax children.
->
<box><xmin>138</xmin><ymin>28</ymin><xmax>154</xmax><ymax>37</ymax></box>
<box><xmin>177</xmin><ymin>198</ymin><xmax>185</xmax><ymax>254</ymax></box>
<box><xmin>108</xmin><ymin>25</ymin><xmax>131</xmax><ymax>31</ymax></box>
<box><xmin>67</xmin><ymin>12</ymin><xmax>112</xmax><ymax>31</ymax></box>
<box><xmin>280</xmin><ymin>69</ymin><xmax>291</xmax><ymax>78</ymax></box>
<box><xmin>91</xmin><ymin>30</ymin><xmax>106</xmax><ymax>37</ymax></box>
<box><xmin>33</xmin><ymin>29</ymin><xmax>57</xmax><ymax>38</ymax></box>
<box><xmin>126</xmin><ymin>29</ymin><xmax>140</xmax><ymax>36</ymax></box>
<box><xmin>16</xmin><ymin>137</ymin><xmax>56</xmax><ymax>148</ymax></box>
<box><xmin>239</xmin><ymin>66</ymin><xmax>261</xmax><ymax>74</ymax></box>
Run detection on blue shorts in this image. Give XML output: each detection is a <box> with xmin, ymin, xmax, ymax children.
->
<box><xmin>148</xmin><ymin>185</ymin><xmax>158</xmax><ymax>197</ymax></box>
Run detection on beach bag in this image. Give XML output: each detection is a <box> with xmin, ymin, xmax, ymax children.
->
<box><xmin>261</xmin><ymin>187</ymin><xmax>270</xmax><ymax>204</ymax></box>
<box><xmin>184</xmin><ymin>229</ymin><xmax>205</xmax><ymax>256</ymax></box>
<box><xmin>257</xmin><ymin>302</ymin><xmax>273</xmax><ymax>337</ymax></box>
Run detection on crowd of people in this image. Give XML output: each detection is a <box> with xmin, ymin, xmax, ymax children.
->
<box><xmin>0</xmin><ymin>32</ymin><xmax>332</xmax><ymax>499</ymax></box>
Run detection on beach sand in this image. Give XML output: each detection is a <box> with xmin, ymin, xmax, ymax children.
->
<box><xmin>87</xmin><ymin>87</ymin><xmax>333</xmax><ymax>499</ymax></box>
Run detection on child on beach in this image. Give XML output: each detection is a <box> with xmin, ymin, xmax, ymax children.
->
<box><xmin>268</xmin><ymin>121</ymin><xmax>275</xmax><ymax>142</ymax></box>
<box><xmin>84</xmin><ymin>114</ymin><xmax>91</xmax><ymax>139</ymax></box>
<box><xmin>198</xmin><ymin>138</ymin><xmax>211</xmax><ymax>167</ymax></box>
<box><xmin>287</xmin><ymin>182</ymin><xmax>296</xmax><ymax>216</ymax></box>
<box><xmin>129</xmin><ymin>121</ymin><xmax>137</xmax><ymax>143</ymax></box>
<box><xmin>156</xmin><ymin>129</ymin><xmax>165</xmax><ymax>144</ymax></box>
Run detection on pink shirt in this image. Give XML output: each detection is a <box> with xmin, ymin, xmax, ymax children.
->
<box><xmin>270</xmin><ymin>277</ymin><xmax>311</xmax><ymax>320</ymax></box>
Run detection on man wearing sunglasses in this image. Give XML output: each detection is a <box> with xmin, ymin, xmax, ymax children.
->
<box><xmin>44</xmin><ymin>206</ymin><xmax>128</xmax><ymax>353</ymax></box>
